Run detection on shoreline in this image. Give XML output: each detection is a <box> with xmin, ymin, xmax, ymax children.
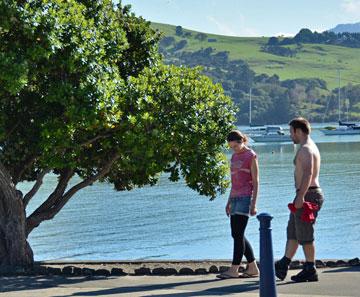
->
<box><xmin>25</xmin><ymin>258</ymin><xmax>359</xmax><ymax>277</ymax></box>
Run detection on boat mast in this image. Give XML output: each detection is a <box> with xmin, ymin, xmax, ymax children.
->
<box><xmin>338</xmin><ymin>69</ymin><xmax>341</xmax><ymax>123</ymax></box>
<box><xmin>249</xmin><ymin>87</ymin><xmax>252</xmax><ymax>126</ymax></box>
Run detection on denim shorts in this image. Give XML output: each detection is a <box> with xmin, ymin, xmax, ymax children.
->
<box><xmin>229</xmin><ymin>196</ymin><xmax>251</xmax><ymax>216</ymax></box>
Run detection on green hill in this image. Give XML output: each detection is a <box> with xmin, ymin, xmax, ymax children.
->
<box><xmin>151</xmin><ymin>22</ymin><xmax>360</xmax><ymax>90</ymax></box>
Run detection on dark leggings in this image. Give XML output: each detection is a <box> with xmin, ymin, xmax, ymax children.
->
<box><xmin>231</xmin><ymin>214</ymin><xmax>255</xmax><ymax>265</ymax></box>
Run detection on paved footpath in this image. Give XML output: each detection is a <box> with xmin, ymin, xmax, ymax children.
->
<box><xmin>0</xmin><ymin>266</ymin><xmax>359</xmax><ymax>297</ymax></box>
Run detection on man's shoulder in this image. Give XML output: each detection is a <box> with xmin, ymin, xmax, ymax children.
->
<box><xmin>297</xmin><ymin>144</ymin><xmax>313</xmax><ymax>158</ymax></box>
<box><xmin>298</xmin><ymin>143</ymin><xmax>320</xmax><ymax>161</ymax></box>
<box><xmin>299</xmin><ymin>144</ymin><xmax>312</xmax><ymax>152</ymax></box>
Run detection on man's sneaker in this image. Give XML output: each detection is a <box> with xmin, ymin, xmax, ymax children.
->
<box><xmin>275</xmin><ymin>259</ymin><xmax>289</xmax><ymax>281</ymax></box>
<box><xmin>291</xmin><ymin>268</ymin><xmax>319</xmax><ymax>282</ymax></box>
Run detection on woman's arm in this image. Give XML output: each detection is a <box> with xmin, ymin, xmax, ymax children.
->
<box><xmin>250</xmin><ymin>156</ymin><xmax>259</xmax><ymax>215</ymax></box>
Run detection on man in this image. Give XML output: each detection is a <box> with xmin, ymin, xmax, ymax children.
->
<box><xmin>275</xmin><ymin>117</ymin><xmax>324</xmax><ymax>282</ymax></box>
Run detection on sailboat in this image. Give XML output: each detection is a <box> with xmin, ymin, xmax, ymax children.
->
<box><xmin>243</xmin><ymin>88</ymin><xmax>291</xmax><ymax>142</ymax></box>
<box><xmin>320</xmin><ymin>70</ymin><xmax>360</xmax><ymax>135</ymax></box>
<box><xmin>250</xmin><ymin>126</ymin><xmax>291</xmax><ymax>143</ymax></box>
<box><xmin>243</xmin><ymin>88</ymin><xmax>267</xmax><ymax>136</ymax></box>
<box><xmin>320</xmin><ymin>121</ymin><xmax>360</xmax><ymax>135</ymax></box>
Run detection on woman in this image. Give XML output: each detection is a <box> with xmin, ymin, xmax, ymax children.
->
<box><xmin>217</xmin><ymin>130</ymin><xmax>259</xmax><ymax>279</ymax></box>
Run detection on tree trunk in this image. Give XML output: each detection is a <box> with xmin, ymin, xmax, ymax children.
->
<box><xmin>0</xmin><ymin>168</ymin><xmax>33</xmax><ymax>273</ymax></box>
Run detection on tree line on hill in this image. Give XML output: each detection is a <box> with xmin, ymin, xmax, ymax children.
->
<box><xmin>158</xmin><ymin>27</ymin><xmax>360</xmax><ymax>124</ymax></box>
<box><xmin>273</xmin><ymin>28</ymin><xmax>360</xmax><ymax>48</ymax></box>
<box><xmin>263</xmin><ymin>28</ymin><xmax>360</xmax><ymax>57</ymax></box>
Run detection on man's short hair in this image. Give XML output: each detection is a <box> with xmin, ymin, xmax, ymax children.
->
<box><xmin>289</xmin><ymin>117</ymin><xmax>311</xmax><ymax>135</ymax></box>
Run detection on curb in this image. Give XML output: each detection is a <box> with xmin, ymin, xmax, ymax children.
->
<box><xmin>1</xmin><ymin>258</ymin><xmax>358</xmax><ymax>277</ymax></box>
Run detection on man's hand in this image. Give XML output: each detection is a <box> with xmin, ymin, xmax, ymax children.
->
<box><xmin>294</xmin><ymin>195</ymin><xmax>304</xmax><ymax>209</ymax></box>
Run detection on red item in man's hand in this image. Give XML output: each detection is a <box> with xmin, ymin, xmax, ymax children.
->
<box><xmin>288</xmin><ymin>202</ymin><xmax>319</xmax><ymax>223</ymax></box>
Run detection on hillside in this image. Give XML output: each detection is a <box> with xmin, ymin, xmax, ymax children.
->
<box><xmin>151</xmin><ymin>22</ymin><xmax>360</xmax><ymax>124</ymax></box>
<box><xmin>151</xmin><ymin>22</ymin><xmax>360</xmax><ymax>90</ymax></box>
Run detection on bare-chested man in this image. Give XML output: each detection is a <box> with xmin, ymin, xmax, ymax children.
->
<box><xmin>275</xmin><ymin>117</ymin><xmax>324</xmax><ymax>282</ymax></box>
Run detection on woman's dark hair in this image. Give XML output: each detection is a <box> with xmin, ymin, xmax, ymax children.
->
<box><xmin>289</xmin><ymin>117</ymin><xmax>311</xmax><ymax>135</ymax></box>
<box><xmin>227</xmin><ymin>130</ymin><xmax>248</xmax><ymax>144</ymax></box>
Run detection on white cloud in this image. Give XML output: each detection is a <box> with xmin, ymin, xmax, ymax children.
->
<box><xmin>207</xmin><ymin>15</ymin><xmax>237</xmax><ymax>36</ymax></box>
<box><xmin>206</xmin><ymin>15</ymin><xmax>259</xmax><ymax>37</ymax></box>
<box><xmin>341</xmin><ymin>0</ymin><xmax>360</xmax><ymax>17</ymax></box>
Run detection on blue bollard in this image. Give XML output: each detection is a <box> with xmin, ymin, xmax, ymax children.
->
<box><xmin>257</xmin><ymin>213</ymin><xmax>277</xmax><ymax>297</ymax></box>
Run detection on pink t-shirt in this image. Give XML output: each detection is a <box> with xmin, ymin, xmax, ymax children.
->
<box><xmin>230</xmin><ymin>149</ymin><xmax>256</xmax><ymax>198</ymax></box>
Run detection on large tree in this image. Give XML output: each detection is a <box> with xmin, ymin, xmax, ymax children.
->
<box><xmin>0</xmin><ymin>0</ymin><xmax>236</xmax><ymax>272</ymax></box>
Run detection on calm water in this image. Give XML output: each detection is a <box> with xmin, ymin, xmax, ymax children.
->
<box><xmin>20</xmin><ymin>126</ymin><xmax>360</xmax><ymax>261</ymax></box>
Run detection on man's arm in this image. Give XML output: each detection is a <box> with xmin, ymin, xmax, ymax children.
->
<box><xmin>294</xmin><ymin>147</ymin><xmax>313</xmax><ymax>209</ymax></box>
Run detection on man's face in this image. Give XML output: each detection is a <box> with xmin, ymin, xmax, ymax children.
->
<box><xmin>290</xmin><ymin>126</ymin><xmax>299</xmax><ymax>144</ymax></box>
<box><xmin>228</xmin><ymin>141</ymin><xmax>244</xmax><ymax>153</ymax></box>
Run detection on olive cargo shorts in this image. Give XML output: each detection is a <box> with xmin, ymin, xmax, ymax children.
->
<box><xmin>287</xmin><ymin>188</ymin><xmax>324</xmax><ymax>245</ymax></box>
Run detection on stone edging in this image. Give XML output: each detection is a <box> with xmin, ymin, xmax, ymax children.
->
<box><xmin>1</xmin><ymin>258</ymin><xmax>358</xmax><ymax>277</ymax></box>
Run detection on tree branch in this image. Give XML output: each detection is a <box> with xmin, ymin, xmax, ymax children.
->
<box><xmin>79</xmin><ymin>128</ymin><xmax>122</xmax><ymax>147</ymax></box>
<box><xmin>26</xmin><ymin>152</ymin><xmax>119</xmax><ymax>235</ymax></box>
<box><xmin>45</xmin><ymin>153</ymin><xmax>120</xmax><ymax>221</ymax></box>
<box><xmin>25</xmin><ymin>168</ymin><xmax>74</xmax><ymax>235</ymax></box>
<box><xmin>2</xmin><ymin>120</ymin><xmax>21</xmax><ymax>142</ymax></box>
<box><xmin>58</xmin><ymin>152</ymin><xmax>119</xmax><ymax>208</ymax></box>
<box><xmin>28</xmin><ymin>168</ymin><xmax>74</xmax><ymax>216</ymax></box>
<box><xmin>80</xmin><ymin>133</ymin><xmax>111</xmax><ymax>147</ymax></box>
<box><xmin>13</xmin><ymin>155</ymin><xmax>37</xmax><ymax>185</ymax></box>
<box><xmin>22</xmin><ymin>169</ymin><xmax>50</xmax><ymax>208</ymax></box>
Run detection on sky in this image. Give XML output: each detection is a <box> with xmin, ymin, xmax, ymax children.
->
<box><xmin>120</xmin><ymin>0</ymin><xmax>360</xmax><ymax>37</ymax></box>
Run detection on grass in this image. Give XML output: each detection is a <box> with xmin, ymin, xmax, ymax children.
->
<box><xmin>152</xmin><ymin>22</ymin><xmax>360</xmax><ymax>89</ymax></box>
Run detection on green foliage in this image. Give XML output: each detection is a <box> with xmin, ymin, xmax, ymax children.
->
<box><xmin>195</xmin><ymin>33</ymin><xmax>207</xmax><ymax>41</ymax></box>
<box><xmin>0</xmin><ymin>0</ymin><xmax>236</xmax><ymax>199</ymax></box>
<box><xmin>106</xmin><ymin>65</ymin><xmax>236</xmax><ymax>197</ymax></box>
<box><xmin>173</xmin><ymin>39</ymin><xmax>187</xmax><ymax>51</ymax></box>
<box><xmin>159</xmin><ymin>36</ymin><xmax>175</xmax><ymax>48</ymax></box>
<box><xmin>175</xmin><ymin>25</ymin><xmax>183</xmax><ymax>36</ymax></box>
<box><xmin>322</xmin><ymin>84</ymin><xmax>360</xmax><ymax>121</ymax></box>
<box><xmin>268</xmin><ymin>37</ymin><xmax>279</xmax><ymax>46</ymax></box>
<box><xmin>279</xmin><ymin>28</ymin><xmax>360</xmax><ymax>48</ymax></box>
<box><xmin>261</xmin><ymin>45</ymin><xmax>298</xmax><ymax>57</ymax></box>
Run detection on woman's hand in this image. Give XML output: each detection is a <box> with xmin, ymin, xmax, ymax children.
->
<box><xmin>250</xmin><ymin>201</ymin><xmax>257</xmax><ymax>216</ymax></box>
<box><xmin>225</xmin><ymin>201</ymin><xmax>231</xmax><ymax>217</ymax></box>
